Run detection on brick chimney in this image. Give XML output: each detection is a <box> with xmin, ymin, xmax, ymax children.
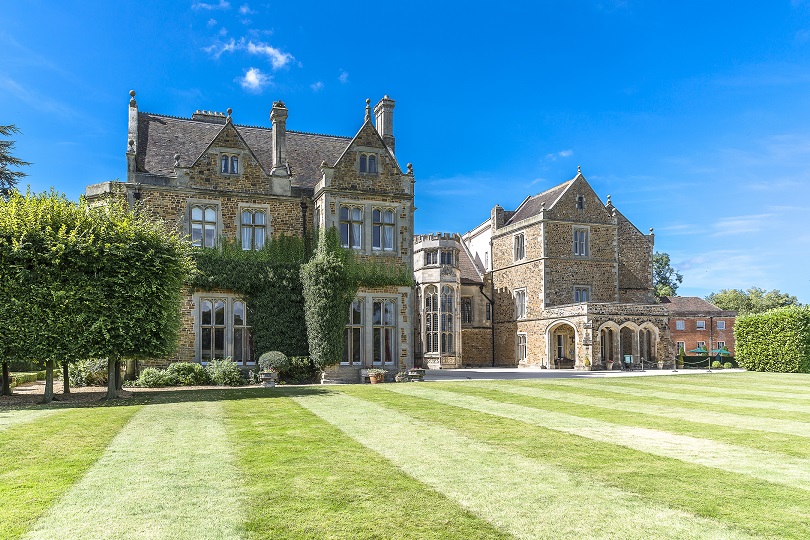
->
<box><xmin>270</xmin><ymin>100</ymin><xmax>289</xmax><ymax>177</ymax></box>
<box><xmin>491</xmin><ymin>204</ymin><xmax>505</xmax><ymax>231</ymax></box>
<box><xmin>374</xmin><ymin>95</ymin><xmax>395</xmax><ymax>154</ymax></box>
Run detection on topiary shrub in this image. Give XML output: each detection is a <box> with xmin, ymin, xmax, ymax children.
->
<box><xmin>723</xmin><ymin>362</ymin><xmax>734</xmax><ymax>369</ymax></box>
<box><xmin>166</xmin><ymin>362</ymin><xmax>210</xmax><ymax>386</ymax></box>
<box><xmin>711</xmin><ymin>360</ymin><xmax>722</xmax><ymax>369</ymax></box>
<box><xmin>206</xmin><ymin>358</ymin><xmax>244</xmax><ymax>386</ymax></box>
<box><xmin>282</xmin><ymin>356</ymin><xmax>320</xmax><ymax>384</ymax></box>
<box><xmin>258</xmin><ymin>351</ymin><xmax>291</xmax><ymax>373</ymax></box>
<box><xmin>735</xmin><ymin>306</ymin><xmax>810</xmax><ymax>373</ymax></box>
<box><xmin>134</xmin><ymin>367</ymin><xmax>173</xmax><ymax>387</ymax></box>
<box><xmin>68</xmin><ymin>359</ymin><xmax>109</xmax><ymax>387</ymax></box>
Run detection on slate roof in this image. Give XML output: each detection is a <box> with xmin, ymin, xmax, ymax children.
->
<box><xmin>506</xmin><ymin>180</ymin><xmax>572</xmax><ymax>225</ymax></box>
<box><xmin>458</xmin><ymin>241</ymin><xmax>484</xmax><ymax>285</ymax></box>
<box><xmin>660</xmin><ymin>296</ymin><xmax>737</xmax><ymax>317</ymax></box>
<box><xmin>135</xmin><ymin>112</ymin><xmax>351</xmax><ymax>188</ymax></box>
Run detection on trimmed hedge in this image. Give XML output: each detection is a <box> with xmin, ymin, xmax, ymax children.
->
<box><xmin>735</xmin><ymin>305</ymin><xmax>810</xmax><ymax>373</ymax></box>
<box><xmin>9</xmin><ymin>371</ymin><xmax>46</xmax><ymax>388</ymax></box>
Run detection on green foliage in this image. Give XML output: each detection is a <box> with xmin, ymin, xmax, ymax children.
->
<box><xmin>711</xmin><ymin>360</ymin><xmax>722</xmax><ymax>369</ymax></box>
<box><xmin>281</xmin><ymin>356</ymin><xmax>319</xmax><ymax>384</ymax></box>
<box><xmin>301</xmin><ymin>231</ymin><xmax>358</xmax><ymax>368</ymax></box>
<box><xmin>190</xmin><ymin>236</ymin><xmax>309</xmax><ymax>358</ymax></box>
<box><xmin>257</xmin><ymin>351</ymin><xmax>290</xmax><ymax>373</ymax></box>
<box><xmin>0</xmin><ymin>125</ymin><xmax>31</xmax><ymax>198</ymax></box>
<box><xmin>206</xmin><ymin>358</ymin><xmax>245</xmax><ymax>386</ymax></box>
<box><xmin>734</xmin><ymin>305</ymin><xmax>810</xmax><ymax>373</ymax></box>
<box><xmin>68</xmin><ymin>359</ymin><xmax>109</xmax><ymax>387</ymax></box>
<box><xmin>653</xmin><ymin>252</ymin><xmax>683</xmax><ymax>298</ymax></box>
<box><xmin>133</xmin><ymin>367</ymin><xmax>174</xmax><ymax>387</ymax></box>
<box><xmin>8</xmin><ymin>371</ymin><xmax>45</xmax><ymax>387</ymax></box>
<box><xmin>723</xmin><ymin>362</ymin><xmax>733</xmax><ymax>369</ymax></box>
<box><xmin>707</xmin><ymin>287</ymin><xmax>802</xmax><ymax>315</ymax></box>
<box><xmin>165</xmin><ymin>362</ymin><xmax>211</xmax><ymax>386</ymax></box>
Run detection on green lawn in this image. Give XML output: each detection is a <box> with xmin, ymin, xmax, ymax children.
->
<box><xmin>1</xmin><ymin>372</ymin><xmax>808</xmax><ymax>539</ymax></box>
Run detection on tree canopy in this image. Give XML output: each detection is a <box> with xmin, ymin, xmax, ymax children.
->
<box><xmin>0</xmin><ymin>125</ymin><xmax>31</xmax><ymax>198</ymax></box>
<box><xmin>653</xmin><ymin>252</ymin><xmax>683</xmax><ymax>298</ymax></box>
<box><xmin>707</xmin><ymin>287</ymin><xmax>802</xmax><ymax>316</ymax></box>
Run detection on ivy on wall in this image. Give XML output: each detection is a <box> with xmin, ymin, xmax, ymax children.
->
<box><xmin>735</xmin><ymin>305</ymin><xmax>810</xmax><ymax>373</ymax></box>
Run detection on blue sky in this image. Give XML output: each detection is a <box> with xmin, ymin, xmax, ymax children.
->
<box><xmin>3</xmin><ymin>1</ymin><xmax>810</xmax><ymax>303</ymax></box>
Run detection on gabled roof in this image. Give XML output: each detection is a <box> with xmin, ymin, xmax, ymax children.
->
<box><xmin>660</xmin><ymin>296</ymin><xmax>737</xmax><ymax>317</ymax></box>
<box><xmin>458</xmin><ymin>240</ymin><xmax>484</xmax><ymax>285</ymax></box>
<box><xmin>506</xmin><ymin>180</ymin><xmax>573</xmax><ymax>225</ymax></box>
<box><xmin>135</xmin><ymin>112</ymin><xmax>351</xmax><ymax>188</ymax></box>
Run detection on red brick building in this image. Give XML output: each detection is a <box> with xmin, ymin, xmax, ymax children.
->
<box><xmin>661</xmin><ymin>296</ymin><xmax>736</xmax><ymax>355</ymax></box>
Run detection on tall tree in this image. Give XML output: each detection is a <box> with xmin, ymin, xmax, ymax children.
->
<box><xmin>707</xmin><ymin>287</ymin><xmax>801</xmax><ymax>315</ymax></box>
<box><xmin>0</xmin><ymin>124</ymin><xmax>31</xmax><ymax>198</ymax></box>
<box><xmin>653</xmin><ymin>252</ymin><xmax>683</xmax><ymax>298</ymax></box>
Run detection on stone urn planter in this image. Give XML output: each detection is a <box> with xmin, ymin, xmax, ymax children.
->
<box><xmin>259</xmin><ymin>371</ymin><xmax>277</xmax><ymax>387</ymax></box>
<box><xmin>367</xmin><ymin>368</ymin><xmax>386</xmax><ymax>384</ymax></box>
<box><xmin>605</xmin><ymin>361</ymin><xmax>614</xmax><ymax>371</ymax></box>
<box><xmin>657</xmin><ymin>360</ymin><xmax>664</xmax><ymax>370</ymax></box>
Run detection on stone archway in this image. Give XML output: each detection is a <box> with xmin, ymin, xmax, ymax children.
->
<box><xmin>598</xmin><ymin>322</ymin><xmax>620</xmax><ymax>368</ymax></box>
<box><xmin>547</xmin><ymin>321</ymin><xmax>577</xmax><ymax>369</ymax></box>
<box><xmin>638</xmin><ymin>323</ymin><xmax>659</xmax><ymax>366</ymax></box>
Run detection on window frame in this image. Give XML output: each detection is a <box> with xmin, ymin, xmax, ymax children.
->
<box><xmin>461</xmin><ymin>296</ymin><xmax>473</xmax><ymax>325</ymax></box>
<box><xmin>676</xmin><ymin>341</ymin><xmax>685</xmax><ymax>354</ymax></box>
<box><xmin>440</xmin><ymin>286</ymin><xmax>455</xmax><ymax>354</ymax></box>
<box><xmin>517</xmin><ymin>333</ymin><xmax>527</xmax><ymax>363</ymax></box>
<box><xmin>239</xmin><ymin>207</ymin><xmax>268</xmax><ymax>251</ymax></box>
<box><xmin>358</xmin><ymin>152</ymin><xmax>379</xmax><ymax>175</ymax></box>
<box><xmin>513</xmin><ymin>232</ymin><xmax>525</xmax><ymax>262</ymax></box>
<box><xmin>573</xmin><ymin>226</ymin><xmax>590</xmax><ymax>257</ymax></box>
<box><xmin>190</xmin><ymin>202</ymin><xmax>219</xmax><ymax>248</ymax></box>
<box><xmin>696</xmin><ymin>320</ymin><xmax>706</xmax><ymax>330</ymax></box>
<box><xmin>196</xmin><ymin>295</ymin><xmax>254</xmax><ymax>366</ymax></box>
<box><xmin>372</xmin><ymin>207</ymin><xmax>396</xmax><ymax>251</ymax></box>
<box><xmin>372</xmin><ymin>298</ymin><xmax>397</xmax><ymax>366</ymax></box>
<box><xmin>675</xmin><ymin>320</ymin><xmax>685</xmax><ymax>331</ymax></box>
<box><xmin>514</xmin><ymin>288</ymin><xmax>527</xmax><ymax>320</ymax></box>
<box><xmin>697</xmin><ymin>340</ymin><xmax>706</xmax><ymax>350</ymax></box>
<box><xmin>717</xmin><ymin>341</ymin><xmax>726</xmax><ymax>350</ymax></box>
<box><xmin>576</xmin><ymin>195</ymin><xmax>585</xmax><ymax>211</ymax></box>
<box><xmin>339</xmin><ymin>205</ymin><xmax>363</xmax><ymax>250</ymax></box>
<box><xmin>424</xmin><ymin>250</ymin><xmax>438</xmax><ymax>266</ymax></box>
<box><xmin>424</xmin><ymin>285</ymin><xmax>439</xmax><ymax>354</ymax></box>
<box><xmin>342</xmin><ymin>299</ymin><xmax>364</xmax><ymax>366</ymax></box>
<box><xmin>220</xmin><ymin>153</ymin><xmax>240</xmax><ymax>175</ymax></box>
<box><xmin>573</xmin><ymin>286</ymin><xmax>591</xmax><ymax>303</ymax></box>
<box><xmin>717</xmin><ymin>320</ymin><xmax>726</xmax><ymax>330</ymax></box>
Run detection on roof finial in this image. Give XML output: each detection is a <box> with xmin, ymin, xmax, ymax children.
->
<box><xmin>649</xmin><ymin>227</ymin><xmax>654</xmax><ymax>235</ymax></box>
<box><xmin>365</xmin><ymin>98</ymin><xmax>371</xmax><ymax>122</ymax></box>
<box><xmin>174</xmin><ymin>153</ymin><xmax>181</xmax><ymax>167</ymax></box>
<box><xmin>606</xmin><ymin>194</ymin><xmax>612</xmax><ymax>206</ymax></box>
<box><xmin>226</xmin><ymin>108</ymin><xmax>232</xmax><ymax>123</ymax></box>
<box><xmin>407</xmin><ymin>162</ymin><xmax>414</xmax><ymax>175</ymax></box>
<box><xmin>541</xmin><ymin>201</ymin><xmax>546</xmax><ymax>211</ymax></box>
<box><xmin>577</xmin><ymin>165</ymin><xmax>581</xmax><ymax>175</ymax></box>
<box><xmin>129</xmin><ymin>90</ymin><xmax>137</xmax><ymax>107</ymax></box>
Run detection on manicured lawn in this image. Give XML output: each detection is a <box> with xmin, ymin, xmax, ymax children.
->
<box><xmin>1</xmin><ymin>372</ymin><xmax>808</xmax><ymax>539</ymax></box>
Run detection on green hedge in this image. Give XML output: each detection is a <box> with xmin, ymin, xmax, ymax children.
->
<box><xmin>735</xmin><ymin>306</ymin><xmax>810</xmax><ymax>373</ymax></box>
<box><xmin>9</xmin><ymin>371</ymin><xmax>46</xmax><ymax>388</ymax></box>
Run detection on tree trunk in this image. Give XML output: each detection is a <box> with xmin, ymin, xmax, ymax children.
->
<box><xmin>62</xmin><ymin>361</ymin><xmax>70</xmax><ymax>394</ymax></box>
<box><xmin>106</xmin><ymin>358</ymin><xmax>118</xmax><ymax>399</ymax></box>
<box><xmin>43</xmin><ymin>359</ymin><xmax>54</xmax><ymax>404</ymax></box>
<box><xmin>125</xmin><ymin>359</ymin><xmax>137</xmax><ymax>381</ymax></box>
<box><xmin>115</xmin><ymin>359</ymin><xmax>122</xmax><ymax>390</ymax></box>
<box><xmin>1</xmin><ymin>361</ymin><xmax>11</xmax><ymax>396</ymax></box>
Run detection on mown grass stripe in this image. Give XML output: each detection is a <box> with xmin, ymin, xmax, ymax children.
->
<box><xmin>0</xmin><ymin>408</ymin><xmax>61</xmax><ymax>433</ymax></box>
<box><xmin>223</xmin><ymin>390</ymin><xmax>509</xmax><ymax>540</ymax></box>
<box><xmin>384</xmin><ymin>384</ymin><xmax>810</xmax><ymax>491</ymax></box>
<box><xmin>476</xmin><ymin>381</ymin><xmax>810</xmax><ymax>439</ymax></box>
<box><xmin>0</xmin><ymin>405</ymin><xmax>140</xmax><ymax>540</ymax></box>
<box><xmin>622</xmin><ymin>374</ymin><xmax>810</xmax><ymax>395</ymax></box>
<box><xmin>295</xmin><ymin>391</ymin><xmax>753</xmax><ymax>540</ymax></box>
<box><xmin>605</xmin><ymin>380</ymin><xmax>810</xmax><ymax>402</ymax></box>
<box><xmin>24</xmin><ymin>401</ymin><xmax>245</xmax><ymax>540</ymax></box>
<box><xmin>547</xmin><ymin>379</ymin><xmax>810</xmax><ymax>415</ymax></box>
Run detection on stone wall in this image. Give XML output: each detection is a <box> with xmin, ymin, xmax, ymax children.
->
<box><xmin>461</xmin><ymin>328</ymin><xmax>492</xmax><ymax>366</ymax></box>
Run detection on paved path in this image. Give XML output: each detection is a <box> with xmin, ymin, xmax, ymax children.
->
<box><xmin>422</xmin><ymin>367</ymin><xmax>746</xmax><ymax>381</ymax></box>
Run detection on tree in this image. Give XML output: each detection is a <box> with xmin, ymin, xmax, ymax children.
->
<box><xmin>0</xmin><ymin>125</ymin><xmax>31</xmax><ymax>198</ymax></box>
<box><xmin>653</xmin><ymin>252</ymin><xmax>683</xmax><ymax>298</ymax></box>
<box><xmin>707</xmin><ymin>287</ymin><xmax>801</xmax><ymax>316</ymax></box>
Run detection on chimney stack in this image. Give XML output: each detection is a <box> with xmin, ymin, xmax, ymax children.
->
<box><xmin>270</xmin><ymin>100</ymin><xmax>289</xmax><ymax>177</ymax></box>
<box><xmin>127</xmin><ymin>90</ymin><xmax>138</xmax><ymax>181</ymax></box>
<box><xmin>374</xmin><ymin>95</ymin><xmax>395</xmax><ymax>154</ymax></box>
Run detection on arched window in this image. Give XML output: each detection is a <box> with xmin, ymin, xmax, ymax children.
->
<box><xmin>359</xmin><ymin>155</ymin><xmax>367</xmax><ymax>173</ymax></box>
<box><xmin>441</xmin><ymin>285</ymin><xmax>454</xmax><ymax>354</ymax></box>
<box><xmin>241</xmin><ymin>209</ymin><xmax>266</xmax><ymax>250</ymax></box>
<box><xmin>425</xmin><ymin>286</ymin><xmax>438</xmax><ymax>353</ymax></box>
<box><xmin>191</xmin><ymin>204</ymin><xmax>218</xmax><ymax>248</ymax></box>
<box><xmin>368</xmin><ymin>155</ymin><xmax>377</xmax><ymax>173</ymax></box>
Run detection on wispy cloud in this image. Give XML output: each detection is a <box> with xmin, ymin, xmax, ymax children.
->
<box><xmin>207</xmin><ymin>18</ymin><xmax>217</xmax><ymax>26</ymax></box>
<box><xmin>338</xmin><ymin>70</ymin><xmax>349</xmax><ymax>83</ymax></box>
<box><xmin>237</xmin><ymin>67</ymin><xmax>270</xmax><ymax>92</ymax></box>
<box><xmin>711</xmin><ymin>214</ymin><xmax>771</xmax><ymax>237</ymax></box>
<box><xmin>219</xmin><ymin>27</ymin><xmax>228</xmax><ymax>36</ymax></box>
<box><xmin>246</xmin><ymin>41</ymin><xmax>293</xmax><ymax>68</ymax></box>
<box><xmin>544</xmin><ymin>149</ymin><xmax>573</xmax><ymax>161</ymax></box>
<box><xmin>203</xmin><ymin>38</ymin><xmax>237</xmax><ymax>59</ymax></box>
<box><xmin>192</xmin><ymin>0</ymin><xmax>230</xmax><ymax>10</ymax></box>
<box><xmin>0</xmin><ymin>76</ymin><xmax>79</xmax><ymax>119</ymax></box>
<box><xmin>238</xmin><ymin>3</ymin><xmax>255</xmax><ymax>14</ymax></box>
<box><xmin>310</xmin><ymin>81</ymin><xmax>324</xmax><ymax>92</ymax></box>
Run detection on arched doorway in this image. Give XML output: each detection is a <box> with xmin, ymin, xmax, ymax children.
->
<box><xmin>547</xmin><ymin>321</ymin><xmax>577</xmax><ymax>369</ymax></box>
<box><xmin>599</xmin><ymin>324</ymin><xmax>619</xmax><ymax>366</ymax></box>
<box><xmin>619</xmin><ymin>325</ymin><xmax>637</xmax><ymax>367</ymax></box>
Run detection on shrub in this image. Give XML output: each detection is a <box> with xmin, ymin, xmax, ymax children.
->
<box><xmin>165</xmin><ymin>362</ymin><xmax>210</xmax><ymax>386</ymax></box>
<box><xmin>206</xmin><ymin>358</ymin><xmax>244</xmax><ymax>386</ymax></box>
<box><xmin>711</xmin><ymin>360</ymin><xmax>722</xmax><ymax>369</ymax></box>
<box><xmin>723</xmin><ymin>362</ymin><xmax>734</xmax><ymax>369</ymax></box>
<box><xmin>258</xmin><ymin>351</ymin><xmax>291</xmax><ymax>373</ymax></box>
<box><xmin>68</xmin><ymin>359</ymin><xmax>109</xmax><ymax>387</ymax></box>
<box><xmin>133</xmin><ymin>367</ymin><xmax>173</xmax><ymax>387</ymax></box>
<box><xmin>735</xmin><ymin>305</ymin><xmax>810</xmax><ymax>373</ymax></box>
<box><xmin>282</xmin><ymin>356</ymin><xmax>320</xmax><ymax>384</ymax></box>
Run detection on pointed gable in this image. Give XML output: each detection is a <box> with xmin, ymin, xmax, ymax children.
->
<box><xmin>328</xmin><ymin>120</ymin><xmax>407</xmax><ymax>195</ymax></box>
<box><xmin>543</xmin><ymin>172</ymin><xmax>613</xmax><ymax>224</ymax></box>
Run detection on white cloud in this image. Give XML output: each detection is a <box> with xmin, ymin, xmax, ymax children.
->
<box><xmin>192</xmin><ymin>0</ymin><xmax>230</xmax><ymax>10</ymax></box>
<box><xmin>203</xmin><ymin>38</ymin><xmax>237</xmax><ymax>59</ymax></box>
<box><xmin>310</xmin><ymin>81</ymin><xmax>324</xmax><ymax>92</ymax></box>
<box><xmin>207</xmin><ymin>18</ymin><xmax>217</xmax><ymax>26</ymax></box>
<box><xmin>544</xmin><ymin>149</ymin><xmax>574</xmax><ymax>161</ymax></box>
<box><xmin>338</xmin><ymin>70</ymin><xmax>349</xmax><ymax>83</ymax></box>
<box><xmin>711</xmin><ymin>214</ymin><xmax>772</xmax><ymax>237</ymax></box>
<box><xmin>238</xmin><ymin>67</ymin><xmax>270</xmax><ymax>92</ymax></box>
<box><xmin>246</xmin><ymin>41</ymin><xmax>293</xmax><ymax>69</ymax></box>
<box><xmin>239</xmin><ymin>3</ymin><xmax>256</xmax><ymax>14</ymax></box>
<box><xmin>219</xmin><ymin>27</ymin><xmax>227</xmax><ymax>36</ymax></box>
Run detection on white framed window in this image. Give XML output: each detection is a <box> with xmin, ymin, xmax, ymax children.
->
<box><xmin>717</xmin><ymin>341</ymin><xmax>726</xmax><ymax>350</ymax></box>
<box><xmin>339</xmin><ymin>205</ymin><xmax>363</xmax><ymax>249</ymax></box>
<box><xmin>576</xmin><ymin>195</ymin><xmax>585</xmax><ymax>210</ymax></box>
<box><xmin>461</xmin><ymin>297</ymin><xmax>473</xmax><ymax>324</ymax></box>
<box><xmin>517</xmin><ymin>333</ymin><xmax>527</xmax><ymax>363</ymax></box>
<box><xmin>190</xmin><ymin>204</ymin><xmax>218</xmax><ymax>248</ymax></box>
<box><xmin>574</xmin><ymin>286</ymin><xmax>591</xmax><ymax>303</ymax></box>
<box><xmin>441</xmin><ymin>286</ymin><xmax>455</xmax><ymax>354</ymax></box>
<box><xmin>717</xmin><ymin>320</ymin><xmax>726</xmax><ymax>330</ymax></box>
<box><xmin>220</xmin><ymin>154</ymin><xmax>239</xmax><ymax>174</ymax></box>
<box><xmin>372</xmin><ymin>208</ymin><xmax>395</xmax><ymax>251</ymax></box>
<box><xmin>573</xmin><ymin>226</ymin><xmax>590</xmax><ymax>257</ymax></box>
<box><xmin>440</xmin><ymin>250</ymin><xmax>455</xmax><ymax>266</ymax></box>
<box><xmin>696</xmin><ymin>320</ymin><xmax>706</xmax><ymax>330</ymax></box>
<box><xmin>676</xmin><ymin>341</ymin><xmax>685</xmax><ymax>354</ymax></box>
<box><xmin>485</xmin><ymin>303</ymin><xmax>491</xmax><ymax>322</ymax></box>
<box><xmin>372</xmin><ymin>299</ymin><xmax>397</xmax><ymax>365</ymax></box>
<box><xmin>198</xmin><ymin>296</ymin><xmax>253</xmax><ymax>365</ymax></box>
<box><xmin>359</xmin><ymin>153</ymin><xmax>378</xmax><ymax>174</ymax></box>
<box><xmin>514</xmin><ymin>289</ymin><xmax>527</xmax><ymax>319</ymax></box>
<box><xmin>424</xmin><ymin>250</ymin><xmax>438</xmax><ymax>266</ymax></box>
<box><xmin>675</xmin><ymin>320</ymin><xmax>685</xmax><ymax>331</ymax></box>
<box><xmin>513</xmin><ymin>232</ymin><xmax>525</xmax><ymax>262</ymax></box>
<box><xmin>697</xmin><ymin>341</ymin><xmax>706</xmax><ymax>350</ymax></box>
<box><xmin>240</xmin><ymin>209</ymin><xmax>267</xmax><ymax>250</ymax></box>
<box><xmin>425</xmin><ymin>286</ymin><xmax>438</xmax><ymax>353</ymax></box>
<box><xmin>342</xmin><ymin>299</ymin><xmax>363</xmax><ymax>366</ymax></box>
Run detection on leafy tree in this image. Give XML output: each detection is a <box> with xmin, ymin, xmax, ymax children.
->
<box><xmin>653</xmin><ymin>252</ymin><xmax>683</xmax><ymax>298</ymax></box>
<box><xmin>0</xmin><ymin>125</ymin><xmax>31</xmax><ymax>199</ymax></box>
<box><xmin>735</xmin><ymin>306</ymin><xmax>810</xmax><ymax>372</ymax></box>
<box><xmin>707</xmin><ymin>287</ymin><xmax>801</xmax><ymax>316</ymax></box>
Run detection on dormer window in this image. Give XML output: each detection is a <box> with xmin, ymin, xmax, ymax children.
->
<box><xmin>368</xmin><ymin>155</ymin><xmax>377</xmax><ymax>173</ymax></box>
<box><xmin>359</xmin><ymin>153</ymin><xmax>378</xmax><ymax>174</ymax></box>
<box><xmin>360</xmin><ymin>155</ymin><xmax>366</xmax><ymax>172</ymax></box>
<box><xmin>221</xmin><ymin>154</ymin><xmax>239</xmax><ymax>175</ymax></box>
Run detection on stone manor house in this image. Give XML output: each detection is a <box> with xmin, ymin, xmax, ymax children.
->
<box><xmin>86</xmin><ymin>91</ymin><xmax>673</xmax><ymax>379</ymax></box>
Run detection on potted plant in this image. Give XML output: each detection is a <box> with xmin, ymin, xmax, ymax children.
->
<box><xmin>367</xmin><ymin>368</ymin><xmax>386</xmax><ymax>384</ymax></box>
<box><xmin>258</xmin><ymin>351</ymin><xmax>291</xmax><ymax>387</ymax></box>
<box><xmin>605</xmin><ymin>359</ymin><xmax>614</xmax><ymax>371</ymax></box>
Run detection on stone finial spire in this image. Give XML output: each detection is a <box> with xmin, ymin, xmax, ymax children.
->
<box><xmin>129</xmin><ymin>90</ymin><xmax>137</xmax><ymax>107</ymax></box>
<box><xmin>127</xmin><ymin>90</ymin><xmax>139</xmax><ymax>180</ymax></box>
<box><xmin>577</xmin><ymin>165</ymin><xmax>582</xmax><ymax>175</ymax></box>
<box><xmin>226</xmin><ymin>108</ymin><xmax>233</xmax><ymax>123</ymax></box>
<box><xmin>270</xmin><ymin>100</ymin><xmax>289</xmax><ymax>177</ymax></box>
<box><xmin>364</xmin><ymin>98</ymin><xmax>371</xmax><ymax>122</ymax></box>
